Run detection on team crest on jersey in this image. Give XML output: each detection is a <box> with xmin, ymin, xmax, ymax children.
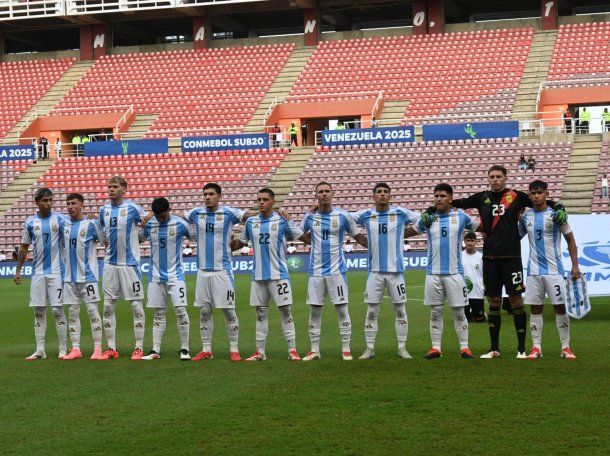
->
<box><xmin>79</xmin><ymin>230</ymin><xmax>86</xmax><ymax>238</ymax></box>
<box><xmin>169</xmin><ymin>227</ymin><xmax>176</xmax><ymax>236</ymax></box>
<box><xmin>389</xmin><ymin>213</ymin><xmax>396</xmax><ymax>221</ymax></box>
<box><xmin>506</xmin><ymin>194</ymin><xmax>513</xmax><ymax>203</ymax></box>
<box><xmin>120</xmin><ymin>209</ymin><xmax>126</xmax><ymax>217</ymax></box>
<box><xmin>51</xmin><ymin>223</ymin><xmax>58</xmax><ymax>232</ymax></box>
<box><xmin>216</xmin><ymin>214</ymin><xmax>223</xmax><ymax>221</ymax></box>
<box><xmin>545</xmin><ymin>221</ymin><xmax>553</xmax><ymax>230</ymax></box>
<box><xmin>271</xmin><ymin>223</ymin><xmax>278</xmax><ymax>231</ymax></box>
<box><xmin>332</xmin><ymin>219</ymin><xmax>338</xmax><ymax>228</ymax></box>
<box><xmin>451</xmin><ymin>215</ymin><xmax>457</xmax><ymax>224</ymax></box>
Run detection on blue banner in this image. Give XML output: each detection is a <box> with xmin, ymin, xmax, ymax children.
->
<box><xmin>84</xmin><ymin>139</ymin><xmax>168</xmax><ymax>157</ymax></box>
<box><xmin>422</xmin><ymin>121</ymin><xmax>519</xmax><ymax>141</ymax></box>
<box><xmin>182</xmin><ymin>134</ymin><xmax>270</xmax><ymax>152</ymax></box>
<box><xmin>321</xmin><ymin>126</ymin><xmax>415</xmax><ymax>147</ymax></box>
<box><xmin>0</xmin><ymin>145</ymin><xmax>36</xmax><ymax>161</ymax></box>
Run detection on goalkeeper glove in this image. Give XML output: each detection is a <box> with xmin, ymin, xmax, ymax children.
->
<box><xmin>552</xmin><ymin>203</ymin><xmax>568</xmax><ymax>225</ymax></box>
<box><xmin>420</xmin><ymin>206</ymin><xmax>437</xmax><ymax>227</ymax></box>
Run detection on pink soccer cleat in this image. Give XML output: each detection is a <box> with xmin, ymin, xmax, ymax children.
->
<box><xmin>62</xmin><ymin>348</ymin><xmax>82</xmax><ymax>360</ymax></box>
<box><xmin>288</xmin><ymin>349</ymin><xmax>301</xmax><ymax>361</ymax></box>
<box><xmin>99</xmin><ymin>349</ymin><xmax>119</xmax><ymax>360</ymax></box>
<box><xmin>561</xmin><ymin>347</ymin><xmax>577</xmax><ymax>360</ymax></box>
<box><xmin>230</xmin><ymin>351</ymin><xmax>241</xmax><ymax>362</ymax></box>
<box><xmin>131</xmin><ymin>348</ymin><xmax>144</xmax><ymax>360</ymax></box>
<box><xmin>245</xmin><ymin>349</ymin><xmax>266</xmax><ymax>362</ymax></box>
<box><xmin>90</xmin><ymin>349</ymin><xmax>103</xmax><ymax>360</ymax></box>
<box><xmin>192</xmin><ymin>351</ymin><xmax>213</xmax><ymax>361</ymax></box>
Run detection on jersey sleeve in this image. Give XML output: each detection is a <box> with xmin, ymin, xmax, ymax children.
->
<box><xmin>185</xmin><ymin>208</ymin><xmax>197</xmax><ymax>223</ymax></box>
<box><xmin>559</xmin><ymin>222</ymin><xmax>573</xmax><ymax>236</ymax></box>
<box><xmin>350</xmin><ymin>210</ymin><xmax>366</xmax><ymax>225</ymax></box>
<box><xmin>21</xmin><ymin>222</ymin><xmax>32</xmax><ymax>244</ymax></box>
<box><xmin>397</xmin><ymin>207</ymin><xmax>420</xmax><ymax>224</ymax></box>
<box><xmin>98</xmin><ymin>207</ymin><xmax>106</xmax><ymax>227</ymax></box>
<box><xmin>229</xmin><ymin>207</ymin><xmax>246</xmax><ymax>224</ymax></box>
<box><xmin>452</xmin><ymin>192</ymin><xmax>481</xmax><ymax>209</ymax></box>
<box><xmin>412</xmin><ymin>217</ymin><xmax>424</xmax><ymax>234</ymax></box>
<box><xmin>178</xmin><ymin>219</ymin><xmax>194</xmax><ymax>241</ymax></box>
<box><xmin>299</xmin><ymin>214</ymin><xmax>310</xmax><ymax>232</ymax></box>
<box><xmin>91</xmin><ymin>219</ymin><xmax>104</xmax><ymax>243</ymax></box>
<box><xmin>238</xmin><ymin>221</ymin><xmax>250</xmax><ymax>244</ymax></box>
<box><xmin>463</xmin><ymin>212</ymin><xmax>479</xmax><ymax>232</ymax></box>
<box><xmin>518</xmin><ymin>214</ymin><xmax>527</xmax><ymax>238</ymax></box>
<box><xmin>343</xmin><ymin>212</ymin><xmax>359</xmax><ymax>237</ymax></box>
<box><xmin>517</xmin><ymin>190</ymin><xmax>532</xmax><ymax>208</ymax></box>
<box><xmin>284</xmin><ymin>219</ymin><xmax>304</xmax><ymax>240</ymax></box>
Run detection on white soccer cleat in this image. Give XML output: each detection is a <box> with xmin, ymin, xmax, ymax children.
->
<box><xmin>142</xmin><ymin>350</ymin><xmax>161</xmax><ymax>360</ymax></box>
<box><xmin>397</xmin><ymin>348</ymin><xmax>412</xmax><ymax>359</ymax></box>
<box><xmin>288</xmin><ymin>349</ymin><xmax>301</xmax><ymax>361</ymax></box>
<box><xmin>480</xmin><ymin>350</ymin><xmax>501</xmax><ymax>359</ymax></box>
<box><xmin>516</xmin><ymin>351</ymin><xmax>528</xmax><ymax>359</ymax></box>
<box><xmin>342</xmin><ymin>351</ymin><xmax>353</xmax><ymax>361</ymax></box>
<box><xmin>358</xmin><ymin>348</ymin><xmax>376</xmax><ymax>360</ymax></box>
<box><xmin>25</xmin><ymin>351</ymin><xmax>46</xmax><ymax>361</ymax></box>
<box><xmin>179</xmin><ymin>349</ymin><xmax>191</xmax><ymax>361</ymax></box>
<box><xmin>302</xmin><ymin>351</ymin><xmax>321</xmax><ymax>361</ymax></box>
<box><xmin>58</xmin><ymin>349</ymin><xmax>68</xmax><ymax>360</ymax></box>
<box><xmin>245</xmin><ymin>349</ymin><xmax>266</xmax><ymax>362</ymax></box>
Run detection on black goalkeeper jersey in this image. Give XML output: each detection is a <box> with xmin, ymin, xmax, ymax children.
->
<box><xmin>452</xmin><ymin>188</ymin><xmax>533</xmax><ymax>259</ymax></box>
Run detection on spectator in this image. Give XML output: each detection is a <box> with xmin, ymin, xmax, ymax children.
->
<box><xmin>81</xmin><ymin>134</ymin><xmax>90</xmax><ymax>149</ymax></box>
<box><xmin>287</xmin><ymin>242</ymin><xmax>297</xmax><ymax>254</ymax></box>
<box><xmin>526</xmin><ymin>155</ymin><xmax>536</xmax><ymax>173</ymax></box>
<box><xmin>335</xmin><ymin>121</ymin><xmax>346</xmax><ymax>130</ymax></box>
<box><xmin>32</xmin><ymin>137</ymin><xmax>39</xmax><ymax>162</ymax></box>
<box><xmin>271</xmin><ymin>123</ymin><xmax>281</xmax><ymax>148</ymax></box>
<box><xmin>403</xmin><ymin>240</ymin><xmax>412</xmax><ymax>252</ymax></box>
<box><xmin>99</xmin><ymin>129</ymin><xmax>108</xmax><ymax>141</ymax></box>
<box><xmin>602</xmin><ymin>173</ymin><xmax>609</xmax><ymax>200</ymax></box>
<box><xmin>40</xmin><ymin>136</ymin><xmax>48</xmax><ymax>159</ymax></box>
<box><xmin>371</xmin><ymin>116</ymin><xmax>378</xmax><ymax>128</ymax></box>
<box><xmin>579</xmin><ymin>107</ymin><xmax>590</xmax><ymax>134</ymax></box>
<box><xmin>0</xmin><ymin>250</ymin><xmax>7</xmax><ymax>262</ymax></box>
<box><xmin>289</xmin><ymin>122</ymin><xmax>298</xmax><ymax>147</ymax></box>
<box><xmin>183</xmin><ymin>244</ymin><xmax>193</xmax><ymax>257</ymax></box>
<box><xmin>54</xmin><ymin>138</ymin><xmax>62</xmax><ymax>158</ymax></box>
<box><xmin>563</xmin><ymin>109</ymin><xmax>572</xmax><ymax>133</ymax></box>
<box><xmin>343</xmin><ymin>239</ymin><xmax>354</xmax><ymax>253</ymax></box>
<box><xmin>518</xmin><ymin>153</ymin><xmax>527</xmax><ymax>172</ymax></box>
<box><xmin>72</xmin><ymin>134</ymin><xmax>82</xmax><ymax>154</ymax></box>
<box><xmin>603</xmin><ymin>108</ymin><xmax>610</xmax><ymax>132</ymax></box>
<box><xmin>300</xmin><ymin>121</ymin><xmax>308</xmax><ymax>146</ymax></box>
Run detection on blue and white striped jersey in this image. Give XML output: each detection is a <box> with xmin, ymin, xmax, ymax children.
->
<box><xmin>299</xmin><ymin>208</ymin><xmax>359</xmax><ymax>277</ymax></box>
<box><xmin>239</xmin><ymin>212</ymin><xmax>303</xmax><ymax>281</ymax></box>
<box><xmin>21</xmin><ymin>212</ymin><xmax>66</xmax><ymax>276</ymax></box>
<box><xmin>415</xmin><ymin>209</ymin><xmax>478</xmax><ymax>275</ymax></box>
<box><xmin>141</xmin><ymin>215</ymin><xmax>193</xmax><ymax>283</ymax></box>
<box><xmin>352</xmin><ymin>206</ymin><xmax>419</xmax><ymax>273</ymax></box>
<box><xmin>99</xmin><ymin>200</ymin><xmax>145</xmax><ymax>267</ymax></box>
<box><xmin>63</xmin><ymin>218</ymin><xmax>103</xmax><ymax>283</ymax></box>
<box><xmin>520</xmin><ymin>207</ymin><xmax>571</xmax><ymax>276</ymax></box>
<box><xmin>186</xmin><ymin>205</ymin><xmax>245</xmax><ymax>272</ymax></box>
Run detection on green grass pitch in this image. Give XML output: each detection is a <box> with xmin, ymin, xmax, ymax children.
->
<box><xmin>0</xmin><ymin>271</ymin><xmax>608</xmax><ymax>455</ymax></box>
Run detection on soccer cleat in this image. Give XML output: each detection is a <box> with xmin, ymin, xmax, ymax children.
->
<box><xmin>230</xmin><ymin>351</ymin><xmax>242</xmax><ymax>362</ymax></box>
<box><xmin>58</xmin><ymin>349</ymin><xmax>67</xmax><ymax>360</ymax></box>
<box><xmin>192</xmin><ymin>351</ymin><xmax>213</xmax><ymax>361</ymax></box>
<box><xmin>99</xmin><ymin>349</ymin><xmax>119</xmax><ymax>360</ymax></box>
<box><xmin>342</xmin><ymin>351</ymin><xmax>353</xmax><ymax>361</ymax></box>
<box><xmin>302</xmin><ymin>351</ymin><xmax>321</xmax><ymax>361</ymax></box>
<box><xmin>179</xmin><ymin>349</ymin><xmax>191</xmax><ymax>361</ymax></box>
<box><xmin>25</xmin><ymin>351</ymin><xmax>46</xmax><ymax>361</ymax></box>
<box><xmin>90</xmin><ymin>349</ymin><xmax>103</xmax><ymax>360</ymax></box>
<box><xmin>288</xmin><ymin>349</ymin><xmax>301</xmax><ymax>361</ymax></box>
<box><xmin>397</xmin><ymin>348</ymin><xmax>413</xmax><ymax>359</ymax></box>
<box><xmin>131</xmin><ymin>348</ymin><xmax>144</xmax><ymax>361</ymax></box>
<box><xmin>245</xmin><ymin>350</ymin><xmax>266</xmax><ymax>362</ymax></box>
<box><xmin>561</xmin><ymin>347</ymin><xmax>577</xmax><ymax>360</ymax></box>
<box><xmin>527</xmin><ymin>347</ymin><xmax>543</xmax><ymax>359</ymax></box>
<box><xmin>480</xmin><ymin>350</ymin><xmax>501</xmax><ymax>359</ymax></box>
<box><xmin>516</xmin><ymin>351</ymin><xmax>528</xmax><ymax>359</ymax></box>
<box><xmin>62</xmin><ymin>348</ymin><xmax>82</xmax><ymax>360</ymax></box>
<box><xmin>359</xmin><ymin>348</ymin><xmax>376</xmax><ymax>360</ymax></box>
<box><xmin>424</xmin><ymin>348</ymin><xmax>442</xmax><ymax>359</ymax></box>
<box><xmin>460</xmin><ymin>348</ymin><xmax>474</xmax><ymax>359</ymax></box>
<box><xmin>142</xmin><ymin>350</ymin><xmax>161</xmax><ymax>360</ymax></box>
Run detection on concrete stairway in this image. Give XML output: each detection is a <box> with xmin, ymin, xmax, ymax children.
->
<box><xmin>512</xmin><ymin>30</ymin><xmax>557</xmax><ymax>120</ymax></box>
<box><xmin>2</xmin><ymin>61</ymin><xmax>93</xmax><ymax>144</ymax></box>
<box><xmin>246</xmin><ymin>47</ymin><xmax>315</xmax><ymax>129</ymax></box>
<box><xmin>0</xmin><ymin>160</ymin><xmax>55</xmax><ymax>216</ymax></box>
<box><xmin>123</xmin><ymin>114</ymin><xmax>158</xmax><ymax>139</ymax></box>
<box><xmin>377</xmin><ymin>100</ymin><xmax>409</xmax><ymax>125</ymax></box>
<box><xmin>561</xmin><ymin>134</ymin><xmax>602</xmax><ymax>213</ymax></box>
<box><xmin>266</xmin><ymin>146</ymin><xmax>316</xmax><ymax>208</ymax></box>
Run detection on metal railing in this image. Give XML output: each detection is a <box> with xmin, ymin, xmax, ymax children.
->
<box><xmin>65</xmin><ymin>0</ymin><xmax>173</xmax><ymax>16</ymax></box>
<box><xmin>115</xmin><ymin>105</ymin><xmax>135</xmax><ymax>135</ymax></box>
<box><xmin>16</xmin><ymin>110</ymin><xmax>39</xmax><ymax>137</ymax></box>
<box><xmin>0</xmin><ymin>0</ymin><xmax>62</xmax><ymax>20</ymax></box>
<box><xmin>371</xmin><ymin>90</ymin><xmax>384</xmax><ymax>119</ymax></box>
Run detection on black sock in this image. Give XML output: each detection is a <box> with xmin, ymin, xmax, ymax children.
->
<box><xmin>488</xmin><ymin>308</ymin><xmax>502</xmax><ymax>351</ymax></box>
<box><xmin>513</xmin><ymin>307</ymin><xmax>527</xmax><ymax>352</ymax></box>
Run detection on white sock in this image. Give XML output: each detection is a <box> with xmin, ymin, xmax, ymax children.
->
<box><xmin>255</xmin><ymin>306</ymin><xmax>269</xmax><ymax>352</ymax></box>
<box><xmin>364</xmin><ymin>303</ymin><xmax>380</xmax><ymax>350</ymax></box>
<box><xmin>452</xmin><ymin>307</ymin><xmax>469</xmax><ymax>349</ymax></box>
<box><xmin>68</xmin><ymin>304</ymin><xmax>81</xmax><ymax>350</ymax></box>
<box><xmin>199</xmin><ymin>304</ymin><xmax>213</xmax><ymax>352</ymax></box>
<box><xmin>308</xmin><ymin>305</ymin><xmax>323</xmax><ymax>353</ymax></box>
<box><xmin>52</xmin><ymin>306</ymin><xmax>68</xmax><ymax>354</ymax></box>
<box><xmin>85</xmin><ymin>302</ymin><xmax>102</xmax><ymax>350</ymax></box>
<box><xmin>103</xmin><ymin>299</ymin><xmax>117</xmax><ymax>350</ymax></box>
<box><xmin>556</xmin><ymin>313</ymin><xmax>570</xmax><ymax>349</ymax></box>
<box><xmin>430</xmin><ymin>305</ymin><xmax>444</xmax><ymax>350</ymax></box>
<box><xmin>152</xmin><ymin>308</ymin><xmax>167</xmax><ymax>353</ymax></box>
<box><xmin>131</xmin><ymin>300</ymin><xmax>145</xmax><ymax>350</ymax></box>
<box><xmin>222</xmin><ymin>308</ymin><xmax>239</xmax><ymax>352</ymax></box>
<box><xmin>335</xmin><ymin>304</ymin><xmax>351</xmax><ymax>352</ymax></box>
<box><xmin>393</xmin><ymin>303</ymin><xmax>408</xmax><ymax>349</ymax></box>
<box><xmin>279</xmin><ymin>305</ymin><xmax>296</xmax><ymax>350</ymax></box>
<box><xmin>174</xmin><ymin>306</ymin><xmax>190</xmax><ymax>351</ymax></box>
<box><xmin>530</xmin><ymin>313</ymin><xmax>543</xmax><ymax>349</ymax></box>
<box><xmin>34</xmin><ymin>306</ymin><xmax>47</xmax><ymax>353</ymax></box>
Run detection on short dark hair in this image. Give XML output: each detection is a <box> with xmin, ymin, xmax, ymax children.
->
<box><xmin>464</xmin><ymin>231</ymin><xmax>477</xmax><ymax>240</ymax></box>
<box><xmin>315</xmin><ymin>181</ymin><xmax>332</xmax><ymax>191</ymax></box>
<box><xmin>488</xmin><ymin>165</ymin><xmax>507</xmax><ymax>176</ymax></box>
<box><xmin>528</xmin><ymin>180</ymin><xmax>548</xmax><ymax>192</ymax></box>
<box><xmin>34</xmin><ymin>187</ymin><xmax>53</xmax><ymax>202</ymax></box>
<box><xmin>433</xmin><ymin>183</ymin><xmax>453</xmax><ymax>196</ymax></box>
<box><xmin>66</xmin><ymin>193</ymin><xmax>84</xmax><ymax>203</ymax></box>
<box><xmin>373</xmin><ymin>182</ymin><xmax>391</xmax><ymax>193</ymax></box>
<box><xmin>258</xmin><ymin>187</ymin><xmax>275</xmax><ymax>198</ymax></box>
<box><xmin>203</xmin><ymin>182</ymin><xmax>222</xmax><ymax>195</ymax></box>
<box><xmin>151</xmin><ymin>197</ymin><xmax>170</xmax><ymax>214</ymax></box>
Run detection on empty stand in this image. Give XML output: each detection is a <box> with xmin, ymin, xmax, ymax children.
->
<box><xmin>591</xmin><ymin>140</ymin><xmax>610</xmax><ymax>213</ymax></box>
<box><xmin>0</xmin><ymin>160</ymin><xmax>32</xmax><ymax>192</ymax></box>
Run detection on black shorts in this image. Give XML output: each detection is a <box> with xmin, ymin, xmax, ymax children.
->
<box><xmin>483</xmin><ymin>258</ymin><xmax>525</xmax><ymax>297</ymax></box>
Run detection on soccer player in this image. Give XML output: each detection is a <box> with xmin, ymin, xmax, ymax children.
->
<box><xmin>61</xmin><ymin>193</ymin><xmax>104</xmax><ymax>360</ymax></box>
<box><xmin>14</xmin><ymin>188</ymin><xmax>68</xmax><ymax>360</ymax></box>
<box><xmin>233</xmin><ymin>188</ymin><xmax>306</xmax><ymax>361</ymax></box>
<box><xmin>98</xmin><ymin>176</ymin><xmax>147</xmax><ymax>360</ymax></box>
<box><xmin>519</xmin><ymin>180</ymin><xmax>580</xmax><ymax>359</ymax></box>
<box><xmin>462</xmin><ymin>231</ymin><xmax>486</xmax><ymax>323</ymax></box>
<box><xmin>422</xmin><ymin>165</ymin><xmax>567</xmax><ymax>358</ymax></box>
<box><xmin>407</xmin><ymin>183</ymin><xmax>478</xmax><ymax>359</ymax></box>
<box><xmin>139</xmin><ymin>197</ymin><xmax>193</xmax><ymax>360</ymax></box>
<box><xmin>299</xmin><ymin>182</ymin><xmax>368</xmax><ymax>361</ymax></box>
<box><xmin>186</xmin><ymin>183</ymin><xmax>249</xmax><ymax>362</ymax></box>
<box><xmin>350</xmin><ymin>183</ymin><xmax>419</xmax><ymax>360</ymax></box>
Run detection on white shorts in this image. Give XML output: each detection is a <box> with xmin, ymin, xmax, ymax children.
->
<box><xmin>364</xmin><ymin>272</ymin><xmax>407</xmax><ymax>304</ymax></box>
<box><xmin>250</xmin><ymin>280</ymin><xmax>293</xmax><ymax>307</ymax></box>
<box><xmin>147</xmin><ymin>281</ymin><xmax>188</xmax><ymax>308</ymax></box>
<box><xmin>29</xmin><ymin>274</ymin><xmax>63</xmax><ymax>307</ymax></box>
<box><xmin>424</xmin><ymin>274</ymin><xmax>468</xmax><ymax>307</ymax></box>
<box><xmin>103</xmin><ymin>264</ymin><xmax>143</xmax><ymax>301</ymax></box>
<box><xmin>524</xmin><ymin>275</ymin><xmax>566</xmax><ymax>306</ymax></box>
<box><xmin>195</xmin><ymin>270</ymin><xmax>235</xmax><ymax>309</ymax></box>
<box><xmin>306</xmin><ymin>274</ymin><xmax>349</xmax><ymax>306</ymax></box>
<box><xmin>63</xmin><ymin>282</ymin><xmax>100</xmax><ymax>305</ymax></box>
